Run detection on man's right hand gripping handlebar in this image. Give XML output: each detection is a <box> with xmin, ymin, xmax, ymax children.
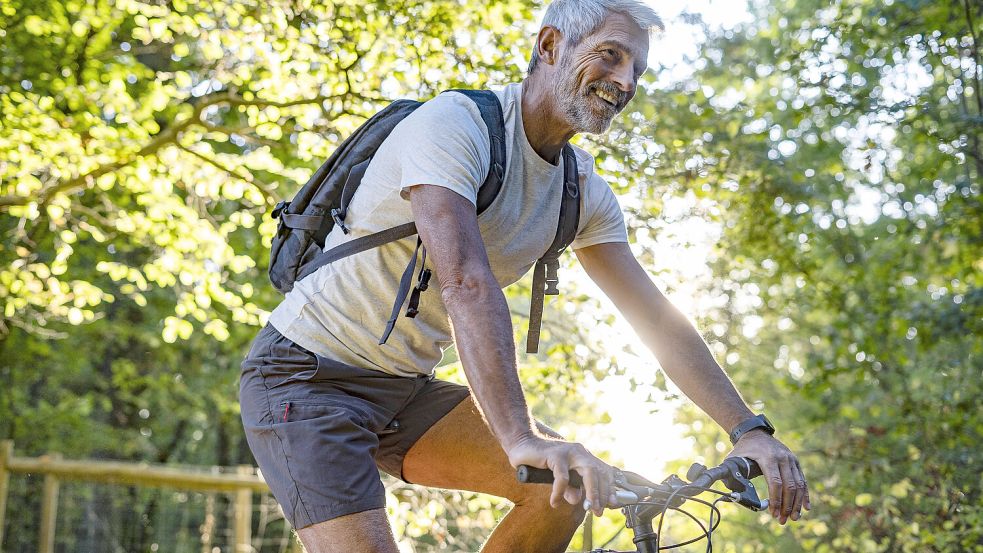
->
<box><xmin>506</xmin><ymin>434</ymin><xmax>617</xmax><ymax>517</ymax></box>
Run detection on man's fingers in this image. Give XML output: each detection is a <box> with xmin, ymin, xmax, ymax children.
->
<box><xmin>550</xmin><ymin>461</ymin><xmax>571</xmax><ymax>508</ymax></box>
<box><xmin>595</xmin><ymin>465</ymin><xmax>609</xmax><ymax>515</ymax></box>
<box><xmin>798</xmin><ymin>459</ymin><xmax>811</xmax><ymax>512</ymax></box>
<box><xmin>787</xmin><ymin>459</ymin><xmax>806</xmax><ymax>520</ymax></box>
<box><xmin>573</xmin><ymin>459</ymin><xmax>607</xmax><ymax>516</ymax></box>
<box><xmin>576</xmin><ymin>464</ymin><xmax>596</xmax><ymax>511</ymax></box>
<box><xmin>778</xmin><ymin>460</ymin><xmax>794</xmax><ymax>524</ymax></box>
<box><xmin>586</xmin><ymin>465</ymin><xmax>608</xmax><ymax>516</ymax></box>
<box><xmin>765</xmin><ymin>462</ymin><xmax>783</xmax><ymax>519</ymax></box>
<box><xmin>563</xmin><ymin>484</ymin><xmax>584</xmax><ymax>505</ymax></box>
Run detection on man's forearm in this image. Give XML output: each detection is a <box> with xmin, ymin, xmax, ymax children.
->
<box><xmin>442</xmin><ymin>277</ymin><xmax>536</xmax><ymax>450</ymax></box>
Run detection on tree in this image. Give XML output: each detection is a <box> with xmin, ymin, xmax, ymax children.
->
<box><xmin>601</xmin><ymin>0</ymin><xmax>981</xmax><ymax>550</ymax></box>
<box><xmin>2</xmin><ymin>0</ymin><xmax>980</xmax><ymax>551</ymax></box>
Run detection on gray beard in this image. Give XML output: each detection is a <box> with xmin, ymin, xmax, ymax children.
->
<box><xmin>552</xmin><ymin>59</ymin><xmax>620</xmax><ymax>134</ymax></box>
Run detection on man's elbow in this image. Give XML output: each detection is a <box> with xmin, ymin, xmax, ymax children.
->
<box><xmin>439</xmin><ymin>268</ymin><xmax>499</xmax><ymax>306</ymax></box>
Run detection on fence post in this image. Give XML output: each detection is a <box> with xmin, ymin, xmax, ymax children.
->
<box><xmin>0</xmin><ymin>440</ymin><xmax>12</xmax><ymax>548</ymax></box>
<box><xmin>39</xmin><ymin>453</ymin><xmax>62</xmax><ymax>553</ymax></box>
<box><xmin>200</xmin><ymin>492</ymin><xmax>215</xmax><ymax>553</ymax></box>
<box><xmin>234</xmin><ymin>465</ymin><xmax>253</xmax><ymax>553</ymax></box>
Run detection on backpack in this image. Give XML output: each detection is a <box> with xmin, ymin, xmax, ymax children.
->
<box><xmin>268</xmin><ymin>89</ymin><xmax>580</xmax><ymax>354</ymax></box>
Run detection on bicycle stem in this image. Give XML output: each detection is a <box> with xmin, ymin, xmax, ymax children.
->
<box><xmin>625</xmin><ymin>503</ymin><xmax>662</xmax><ymax>553</ymax></box>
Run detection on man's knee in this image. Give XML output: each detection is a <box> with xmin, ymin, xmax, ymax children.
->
<box><xmin>296</xmin><ymin>509</ymin><xmax>400</xmax><ymax>553</ymax></box>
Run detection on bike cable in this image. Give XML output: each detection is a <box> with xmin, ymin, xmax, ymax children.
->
<box><xmin>664</xmin><ymin>504</ymin><xmax>715</xmax><ymax>548</ymax></box>
<box><xmin>653</xmin><ymin>485</ymin><xmax>728</xmax><ymax>550</ymax></box>
<box><xmin>705</xmin><ymin>497</ymin><xmax>729</xmax><ymax>553</ymax></box>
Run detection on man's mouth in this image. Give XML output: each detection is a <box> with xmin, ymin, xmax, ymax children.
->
<box><xmin>591</xmin><ymin>87</ymin><xmax>619</xmax><ymax>107</ymax></box>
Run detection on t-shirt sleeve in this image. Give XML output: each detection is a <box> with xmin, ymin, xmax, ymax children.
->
<box><xmin>392</xmin><ymin>92</ymin><xmax>491</xmax><ymax>205</ymax></box>
<box><xmin>571</xmin><ymin>172</ymin><xmax>629</xmax><ymax>250</ymax></box>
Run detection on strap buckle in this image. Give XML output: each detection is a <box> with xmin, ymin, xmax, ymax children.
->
<box><xmin>544</xmin><ymin>260</ymin><xmax>560</xmax><ymax>295</ymax></box>
<box><xmin>406</xmin><ymin>268</ymin><xmax>432</xmax><ymax>318</ymax></box>
<box><xmin>330</xmin><ymin>208</ymin><xmax>350</xmax><ymax>234</ymax></box>
<box><xmin>417</xmin><ymin>268</ymin><xmax>432</xmax><ymax>292</ymax></box>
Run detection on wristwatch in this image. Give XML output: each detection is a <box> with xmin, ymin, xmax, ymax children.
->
<box><xmin>729</xmin><ymin>414</ymin><xmax>775</xmax><ymax>445</ymax></box>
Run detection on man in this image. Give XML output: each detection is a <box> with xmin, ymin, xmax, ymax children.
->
<box><xmin>239</xmin><ymin>1</ymin><xmax>810</xmax><ymax>551</ymax></box>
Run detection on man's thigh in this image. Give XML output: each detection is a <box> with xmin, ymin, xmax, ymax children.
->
<box><xmin>400</xmin><ymin>396</ymin><xmax>561</xmax><ymax>500</ymax></box>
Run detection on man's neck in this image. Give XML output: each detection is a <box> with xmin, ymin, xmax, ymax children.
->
<box><xmin>520</xmin><ymin>77</ymin><xmax>576</xmax><ymax>164</ymax></box>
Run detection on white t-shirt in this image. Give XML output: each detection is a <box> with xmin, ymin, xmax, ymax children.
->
<box><xmin>269</xmin><ymin>83</ymin><xmax>628</xmax><ymax>377</ymax></box>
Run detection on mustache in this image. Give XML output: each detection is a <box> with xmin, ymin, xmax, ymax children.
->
<box><xmin>588</xmin><ymin>81</ymin><xmax>627</xmax><ymax>108</ymax></box>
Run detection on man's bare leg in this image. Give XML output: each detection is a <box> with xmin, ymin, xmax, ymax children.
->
<box><xmin>402</xmin><ymin>398</ymin><xmax>586</xmax><ymax>553</ymax></box>
<box><xmin>296</xmin><ymin>509</ymin><xmax>400</xmax><ymax>553</ymax></box>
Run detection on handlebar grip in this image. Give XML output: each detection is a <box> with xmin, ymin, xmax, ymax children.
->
<box><xmin>734</xmin><ymin>457</ymin><xmax>762</xmax><ymax>479</ymax></box>
<box><xmin>516</xmin><ymin>465</ymin><xmax>583</xmax><ymax>488</ymax></box>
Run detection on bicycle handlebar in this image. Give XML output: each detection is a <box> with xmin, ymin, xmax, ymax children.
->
<box><xmin>516</xmin><ymin>456</ymin><xmax>768</xmax><ymax>512</ymax></box>
<box><xmin>516</xmin><ymin>465</ymin><xmax>584</xmax><ymax>487</ymax></box>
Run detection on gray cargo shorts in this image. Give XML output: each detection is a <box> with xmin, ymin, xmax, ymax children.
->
<box><xmin>239</xmin><ymin>324</ymin><xmax>470</xmax><ymax>529</ymax></box>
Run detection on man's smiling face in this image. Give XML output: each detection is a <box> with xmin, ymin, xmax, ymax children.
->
<box><xmin>551</xmin><ymin>11</ymin><xmax>650</xmax><ymax>134</ymax></box>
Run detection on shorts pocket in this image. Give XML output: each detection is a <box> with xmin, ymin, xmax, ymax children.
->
<box><xmin>276</xmin><ymin>398</ymin><xmax>374</xmax><ymax>428</ymax></box>
<box><xmin>268</xmin><ymin>398</ymin><xmax>383</xmax><ymax>516</ymax></box>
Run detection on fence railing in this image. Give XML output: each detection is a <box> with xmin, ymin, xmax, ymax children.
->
<box><xmin>0</xmin><ymin>440</ymin><xmax>275</xmax><ymax>553</ymax></box>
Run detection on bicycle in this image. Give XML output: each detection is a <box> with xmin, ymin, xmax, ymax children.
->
<box><xmin>516</xmin><ymin>456</ymin><xmax>768</xmax><ymax>552</ymax></box>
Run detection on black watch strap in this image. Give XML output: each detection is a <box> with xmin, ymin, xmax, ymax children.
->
<box><xmin>729</xmin><ymin>414</ymin><xmax>775</xmax><ymax>445</ymax></box>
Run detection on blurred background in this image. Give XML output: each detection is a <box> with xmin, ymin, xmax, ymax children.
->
<box><xmin>0</xmin><ymin>0</ymin><xmax>980</xmax><ymax>551</ymax></box>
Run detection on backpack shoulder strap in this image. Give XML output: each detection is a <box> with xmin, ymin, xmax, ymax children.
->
<box><xmin>526</xmin><ymin>144</ymin><xmax>581</xmax><ymax>354</ymax></box>
<box><xmin>445</xmin><ymin>88</ymin><xmax>507</xmax><ymax>214</ymax></box>
<box><xmin>377</xmin><ymin>89</ymin><xmax>507</xmax><ymax>345</ymax></box>
<box><xmin>292</xmin><ymin>90</ymin><xmax>506</xmax><ymax>288</ymax></box>
<box><xmin>291</xmin><ymin>90</ymin><xmax>507</xmax><ymax>345</ymax></box>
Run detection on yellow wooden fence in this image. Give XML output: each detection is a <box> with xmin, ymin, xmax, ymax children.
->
<box><xmin>0</xmin><ymin>440</ymin><xmax>274</xmax><ymax>553</ymax></box>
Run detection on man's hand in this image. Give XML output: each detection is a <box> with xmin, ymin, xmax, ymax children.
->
<box><xmin>507</xmin><ymin>434</ymin><xmax>615</xmax><ymax>517</ymax></box>
<box><xmin>728</xmin><ymin>431</ymin><xmax>810</xmax><ymax>524</ymax></box>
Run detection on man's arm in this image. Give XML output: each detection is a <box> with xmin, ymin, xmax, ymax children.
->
<box><xmin>576</xmin><ymin>241</ymin><xmax>810</xmax><ymax>524</ymax></box>
<box><xmin>408</xmin><ymin>184</ymin><xmax>614</xmax><ymax>516</ymax></box>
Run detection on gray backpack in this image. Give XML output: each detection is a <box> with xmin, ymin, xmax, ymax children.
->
<box><xmin>268</xmin><ymin>89</ymin><xmax>580</xmax><ymax>353</ymax></box>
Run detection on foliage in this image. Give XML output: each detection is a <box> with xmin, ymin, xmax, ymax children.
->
<box><xmin>0</xmin><ymin>0</ymin><xmax>538</xmax><ymax>549</ymax></box>
<box><xmin>1</xmin><ymin>0</ymin><xmax>980</xmax><ymax>551</ymax></box>
<box><xmin>600</xmin><ymin>0</ymin><xmax>981</xmax><ymax>550</ymax></box>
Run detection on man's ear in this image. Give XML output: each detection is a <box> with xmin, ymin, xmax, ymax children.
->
<box><xmin>536</xmin><ymin>25</ymin><xmax>563</xmax><ymax>66</ymax></box>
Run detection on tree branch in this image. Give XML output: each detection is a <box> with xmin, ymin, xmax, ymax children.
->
<box><xmin>199</xmin><ymin>122</ymin><xmax>282</xmax><ymax>148</ymax></box>
<box><xmin>4</xmin><ymin>315</ymin><xmax>70</xmax><ymax>340</ymax></box>
<box><xmin>0</xmin><ymin>90</ymin><xmax>347</xmax><ymax>210</ymax></box>
<box><xmin>179</xmin><ymin>143</ymin><xmax>255</xmax><ymax>183</ymax></box>
<box><xmin>177</xmin><ymin>144</ymin><xmax>281</xmax><ymax>206</ymax></box>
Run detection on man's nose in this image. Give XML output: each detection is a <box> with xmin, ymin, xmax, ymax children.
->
<box><xmin>611</xmin><ymin>62</ymin><xmax>635</xmax><ymax>94</ymax></box>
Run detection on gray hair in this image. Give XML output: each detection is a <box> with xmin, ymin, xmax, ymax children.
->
<box><xmin>527</xmin><ymin>0</ymin><xmax>664</xmax><ymax>75</ymax></box>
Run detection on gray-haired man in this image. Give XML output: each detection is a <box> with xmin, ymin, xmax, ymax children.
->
<box><xmin>239</xmin><ymin>1</ymin><xmax>810</xmax><ymax>551</ymax></box>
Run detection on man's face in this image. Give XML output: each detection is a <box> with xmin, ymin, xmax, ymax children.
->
<box><xmin>551</xmin><ymin>12</ymin><xmax>650</xmax><ymax>134</ymax></box>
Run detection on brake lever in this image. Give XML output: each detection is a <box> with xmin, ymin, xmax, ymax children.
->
<box><xmin>687</xmin><ymin>459</ymin><xmax>768</xmax><ymax>512</ymax></box>
<box><xmin>582</xmin><ymin>469</ymin><xmax>673</xmax><ymax>511</ymax></box>
<box><xmin>727</xmin><ymin>491</ymin><xmax>769</xmax><ymax>512</ymax></box>
<box><xmin>584</xmin><ymin>490</ymin><xmax>641</xmax><ymax>511</ymax></box>
<box><xmin>720</xmin><ymin>460</ymin><xmax>767</xmax><ymax>512</ymax></box>
<box><xmin>614</xmin><ymin>469</ymin><xmax>663</xmax><ymax>499</ymax></box>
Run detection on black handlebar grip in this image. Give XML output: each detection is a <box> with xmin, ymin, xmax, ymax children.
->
<box><xmin>516</xmin><ymin>465</ymin><xmax>584</xmax><ymax>488</ymax></box>
<box><xmin>735</xmin><ymin>457</ymin><xmax>762</xmax><ymax>479</ymax></box>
